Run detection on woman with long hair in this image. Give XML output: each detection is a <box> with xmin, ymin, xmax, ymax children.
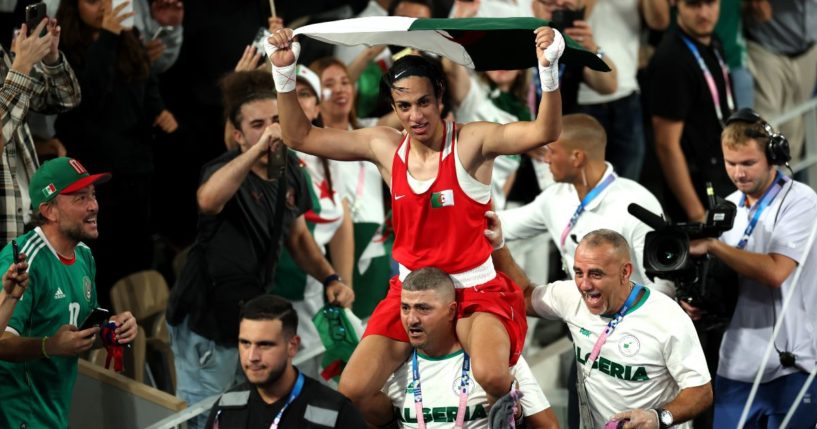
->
<box><xmin>55</xmin><ymin>0</ymin><xmax>177</xmax><ymax>305</ymax></box>
<box><xmin>309</xmin><ymin>57</ymin><xmax>393</xmax><ymax>320</ymax></box>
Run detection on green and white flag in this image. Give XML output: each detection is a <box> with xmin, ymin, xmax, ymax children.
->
<box><xmin>431</xmin><ymin>189</ymin><xmax>455</xmax><ymax>208</ymax></box>
<box><xmin>293</xmin><ymin>16</ymin><xmax>609</xmax><ymax>72</ymax></box>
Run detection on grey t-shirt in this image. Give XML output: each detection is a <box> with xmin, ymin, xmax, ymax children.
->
<box><xmin>745</xmin><ymin>0</ymin><xmax>817</xmax><ymax>54</ymax></box>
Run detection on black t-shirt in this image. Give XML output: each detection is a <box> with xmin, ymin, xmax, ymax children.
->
<box><xmin>649</xmin><ymin>28</ymin><xmax>736</xmax><ymax>220</ymax></box>
<box><xmin>205</xmin><ymin>375</ymin><xmax>367</xmax><ymax>429</ymax></box>
<box><xmin>173</xmin><ymin>149</ymin><xmax>310</xmax><ymax>344</ymax></box>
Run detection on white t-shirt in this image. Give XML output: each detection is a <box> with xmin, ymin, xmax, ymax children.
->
<box><xmin>578</xmin><ymin>0</ymin><xmax>641</xmax><ymax>104</ymax></box>
<box><xmin>532</xmin><ymin>281</ymin><xmax>710</xmax><ymax>429</ymax></box>
<box><xmin>498</xmin><ymin>163</ymin><xmax>673</xmax><ymax>295</ymax></box>
<box><xmin>718</xmin><ymin>178</ymin><xmax>817</xmax><ymax>383</ymax></box>
<box><xmin>383</xmin><ymin>351</ymin><xmax>550</xmax><ymax>428</ymax></box>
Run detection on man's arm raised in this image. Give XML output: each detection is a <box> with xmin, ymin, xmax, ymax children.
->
<box><xmin>265</xmin><ymin>29</ymin><xmax>401</xmax><ymax>167</ymax></box>
<box><xmin>470</xmin><ymin>27</ymin><xmax>564</xmax><ymax>159</ymax></box>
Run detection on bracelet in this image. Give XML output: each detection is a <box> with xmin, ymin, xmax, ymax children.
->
<box><xmin>41</xmin><ymin>336</ymin><xmax>50</xmax><ymax>359</ymax></box>
<box><xmin>322</xmin><ymin>274</ymin><xmax>341</xmax><ymax>288</ymax></box>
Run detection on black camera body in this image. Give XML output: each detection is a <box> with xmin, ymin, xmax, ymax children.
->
<box><xmin>629</xmin><ymin>189</ymin><xmax>740</xmax><ymax>325</ymax></box>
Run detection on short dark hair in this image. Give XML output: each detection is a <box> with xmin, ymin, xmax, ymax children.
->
<box><xmin>240</xmin><ymin>295</ymin><xmax>298</xmax><ymax>338</ymax></box>
<box><xmin>402</xmin><ymin>267</ymin><xmax>455</xmax><ymax>301</ymax></box>
<box><xmin>387</xmin><ymin>0</ymin><xmax>433</xmax><ymax>16</ymax></box>
<box><xmin>220</xmin><ymin>70</ymin><xmax>278</xmax><ymax>129</ymax></box>
<box><xmin>381</xmin><ymin>54</ymin><xmax>446</xmax><ymax>105</ymax></box>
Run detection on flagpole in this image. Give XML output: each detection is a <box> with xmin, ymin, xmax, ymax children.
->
<box><xmin>269</xmin><ymin>0</ymin><xmax>276</xmax><ymax>18</ymax></box>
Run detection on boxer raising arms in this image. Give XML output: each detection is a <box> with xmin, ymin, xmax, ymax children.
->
<box><xmin>267</xmin><ymin>26</ymin><xmax>565</xmax><ymax>426</ymax></box>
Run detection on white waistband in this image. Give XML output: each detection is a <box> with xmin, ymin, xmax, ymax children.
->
<box><xmin>399</xmin><ymin>256</ymin><xmax>496</xmax><ymax>288</ymax></box>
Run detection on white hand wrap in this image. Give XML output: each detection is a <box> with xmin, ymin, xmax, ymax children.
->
<box><xmin>538</xmin><ymin>29</ymin><xmax>565</xmax><ymax>93</ymax></box>
<box><xmin>264</xmin><ymin>39</ymin><xmax>301</xmax><ymax>93</ymax></box>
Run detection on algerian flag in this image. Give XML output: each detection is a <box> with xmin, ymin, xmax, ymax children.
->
<box><xmin>293</xmin><ymin>16</ymin><xmax>609</xmax><ymax>72</ymax></box>
<box><xmin>431</xmin><ymin>189</ymin><xmax>455</xmax><ymax>208</ymax></box>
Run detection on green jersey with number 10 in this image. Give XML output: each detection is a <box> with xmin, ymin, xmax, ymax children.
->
<box><xmin>0</xmin><ymin>227</ymin><xmax>98</xmax><ymax>429</ymax></box>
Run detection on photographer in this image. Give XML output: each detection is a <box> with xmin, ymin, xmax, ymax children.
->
<box><xmin>682</xmin><ymin>109</ymin><xmax>817</xmax><ymax>427</ymax></box>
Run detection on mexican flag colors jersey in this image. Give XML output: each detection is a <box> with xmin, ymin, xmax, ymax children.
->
<box><xmin>0</xmin><ymin>228</ymin><xmax>98</xmax><ymax>429</ymax></box>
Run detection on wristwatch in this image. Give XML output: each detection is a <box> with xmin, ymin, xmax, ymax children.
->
<box><xmin>655</xmin><ymin>408</ymin><xmax>673</xmax><ymax>428</ymax></box>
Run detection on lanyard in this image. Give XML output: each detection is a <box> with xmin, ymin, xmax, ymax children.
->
<box><xmin>560</xmin><ymin>173</ymin><xmax>617</xmax><ymax>249</ymax></box>
<box><xmin>736</xmin><ymin>171</ymin><xmax>787</xmax><ymax>249</ymax></box>
<box><xmin>582</xmin><ymin>283</ymin><xmax>643</xmax><ymax>374</ymax></box>
<box><xmin>412</xmin><ymin>350</ymin><xmax>471</xmax><ymax>429</ymax></box>
<box><xmin>681</xmin><ymin>35</ymin><xmax>734</xmax><ymax>125</ymax></box>
<box><xmin>270</xmin><ymin>371</ymin><xmax>305</xmax><ymax>429</ymax></box>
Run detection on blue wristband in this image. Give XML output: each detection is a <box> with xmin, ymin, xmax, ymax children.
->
<box><xmin>322</xmin><ymin>274</ymin><xmax>340</xmax><ymax>288</ymax></box>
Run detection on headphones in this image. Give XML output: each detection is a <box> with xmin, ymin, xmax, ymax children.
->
<box><xmin>725</xmin><ymin>108</ymin><xmax>791</xmax><ymax>166</ymax></box>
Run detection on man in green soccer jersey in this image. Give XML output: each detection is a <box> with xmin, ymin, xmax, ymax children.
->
<box><xmin>0</xmin><ymin>157</ymin><xmax>138</xmax><ymax>429</ymax></box>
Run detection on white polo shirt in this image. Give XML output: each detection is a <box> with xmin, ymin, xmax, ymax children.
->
<box><xmin>498</xmin><ymin>163</ymin><xmax>672</xmax><ymax>295</ymax></box>
<box><xmin>718</xmin><ymin>178</ymin><xmax>817</xmax><ymax>383</ymax></box>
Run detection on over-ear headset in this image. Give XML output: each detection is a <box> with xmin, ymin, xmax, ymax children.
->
<box><xmin>725</xmin><ymin>108</ymin><xmax>791</xmax><ymax>166</ymax></box>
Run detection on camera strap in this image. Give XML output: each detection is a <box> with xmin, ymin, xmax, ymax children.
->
<box><xmin>681</xmin><ymin>35</ymin><xmax>734</xmax><ymax>125</ymax></box>
<box><xmin>561</xmin><ymin>173</ymin><xmax>617</xmax><ymax>250</ymax></box>
<box><xmin>737</xmin><ymin>171</ymin><xmax>787</xmax><ymax>249</ymax></box>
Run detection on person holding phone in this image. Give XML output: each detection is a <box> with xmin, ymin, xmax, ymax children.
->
<box><xmin>54</xmin><ymin>0</ymin><xmax>178</xmax><ymax>307</ymax></box>
<box><xmin>0</xmin><ymin>244</ymin><xmax>29</xmax><ymax>334</ymax></box>
<box><xmin>0</xmin><ymin>12</ymin><xmax>81</xmax><ymax>248</ymax></box>
<box><xmin>0</xmin><ymin>157</ymin><xmax>138</xmax><ymax>429</ymax></box>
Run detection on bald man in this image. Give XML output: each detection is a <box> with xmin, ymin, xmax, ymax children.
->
<box><xmin>494</xmin><ymin>114</ymin><xmax>671</xmax><ymax>295</ymax></box>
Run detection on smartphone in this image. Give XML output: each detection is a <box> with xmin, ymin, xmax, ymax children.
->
<box><xmin>267</xmin><ymin>144</ymin><xmax>285</xmax><ymax>180</ymax></box>
<box><xmin>550</xmin><ymin>7</ymin><xmax>585</xmax><ymax>31</ymax></box>
<box><xmin>112</xmin><ymin>0</ymin><xmax>135</xmax><ymax>29</ymax></box>
<box><xmin>11</xmin><ymin>239</ymin><xmax>23</xmax><ymax>274</ymax></box>
<box><xmin>25</xmin><ymin>2</ymin><xmax>48</xmax><ymax>37</ymax></box>
<box><xmin>80</xmin><ymin>307</ymin><xmax>111</xmax><ymax>330</ymax></box>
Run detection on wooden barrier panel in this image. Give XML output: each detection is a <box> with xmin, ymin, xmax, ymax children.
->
<box><xmin>71</xmin><ymin>360</ymin><xmax>186</xmax><ymax>429</ymax></box>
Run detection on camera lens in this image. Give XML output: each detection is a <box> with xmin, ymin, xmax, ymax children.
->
<box><xmin>646</xmin><ymin>233</ymin><xmax>689</xmax><ymax>272</ymax></box>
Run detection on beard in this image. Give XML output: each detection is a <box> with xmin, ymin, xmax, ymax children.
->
<box><xmin>247</xmin><ymin>359</ymin><xmax>288</xmax><ymax>388</ymax></box>
<box><xmin>62</xmin><ymin>221</ymin><xmax>97</xmax><ymax>242</ymax></box>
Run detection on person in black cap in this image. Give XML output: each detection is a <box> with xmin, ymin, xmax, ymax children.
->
<box><xmin>0</xmin><ymin>157</ymin><xmax>137</xmax><ymax>429</ymax></box>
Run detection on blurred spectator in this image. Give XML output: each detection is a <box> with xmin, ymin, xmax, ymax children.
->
<box><xmin>54</xmin><ymin>0</ymin><xmax>177</xmax><ymax>307</ymax></box>
<box><xmin>498</xmin><ymin>114</ymin><xmax>672</xmax><ymax>295</ymax></box>
<box><xmin>165</xmin><ymin>70</ymin><xmax>352</xmax><ymax>429</ymax></box>
<box><xmin>714</xmin><ymin>0</ymin><xmax>753</xmax><ymax>108</ymax></box>
<box><xmin>0</xmin><ymin>17</ymin><xmax>80</xmax><ymax>246</ymax></box>
<box><xmin>577</xmin><ymin>0</ymin><xmax>670</xmax><ymax>181</ymax></box>
<box><xmin>650</xmin><ymin>0</ymin><xmax>735</xmax><ymax>222</ymax></box>
<box><xmin>42</xmin><ymin>0</ymin><xmax>184</xmax><ymax>73</ymax></box>
<box><xmin>274</xmin><ymin>64</ymin><xmax>355</xmax><ymax>380</ymax></box>
<box><xmin>334</xmin><ymin>0</ymin><xmax>390</xmax><ymax>65</ymax></box>
<box><xmin>204</xmin><ymin>295</ymin><xmax>367</xmax><ymax>428</ymax></box>
<box><xmin>310</xmin><ymin>57</ymin><xmax>393</xmax><ymax>320</ymax></box>
<box><xmin>743</xmin><ymin>0</ymin><xmax>817</xmax><ymax>161</ymax></box>
<box><xmin>684</xmin><ymin>110</ymin><xmax>817</xmax><ymax>427</ymax></box>
<box><xmin>0</xmin><ymin>157</ymin><xmax>137</xmax><ymax>429</ymax></box>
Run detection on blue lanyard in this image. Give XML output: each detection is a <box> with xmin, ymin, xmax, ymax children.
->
<box><xmin>736</xmin><ymin>171</ymin><xmax>787</xmax><ymax>249</ymax></box>
<box><xmin>270</xmin><ymin>371</ymin><xmax>305</xmax><ymax>429</ymax></box>
<box><xmin>681</xmin><ymin>35</ymin><xmax>734</xmax><ymax>125</ymax></box>
<box><xmin>585</xmin><ymin>283</ymin><xmax>643</xmax><ymax>368</ymax></box>
<box><xmin>560</xmin><ymin>173</ymin><xmax>617</xmax><ymax>249</ymax></box>
<box><xmin>411</xmin><ymin>350</ymin><xmax>470</xmax><ymax>429</ymax></box>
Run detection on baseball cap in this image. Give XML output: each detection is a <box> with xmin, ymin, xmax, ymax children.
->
<box><xmin>29</xmin><ymin>157</ymin><xmax>111</xmax><ymax>209</ymax></box>
<box><xmin>295</xmin><ymin>64</ymin><xmax>322</xmax><ymax>100</ymax></box>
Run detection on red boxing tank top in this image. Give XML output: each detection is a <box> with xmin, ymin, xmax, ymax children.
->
<box><xmin>390</xmin><ymin>121</ymin><xmax>493</xmax><ymax>273</ymax></box>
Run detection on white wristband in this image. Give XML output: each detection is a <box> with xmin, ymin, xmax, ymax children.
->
<box><xmin>493</xmin><ymin>237</ymin><xmax>506</xmax><ymax>251</ymax></box>
<box><xmin>538</xmin><ymin>29</ymin><xmax>565</xmax><ymax>93</ymax></box>
<box><xmin>272</xmin><ymin>63</ymin><xmax>297</xmax><ymax>93</ymax></box>
<box><xmin>265</xmin><ymin>39</ymin><xmax>301</xmax><ymax>93</ymax></box>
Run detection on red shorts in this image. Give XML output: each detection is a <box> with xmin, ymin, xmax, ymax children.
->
<box><xmin>363</xmin><ymin>272</ymin><xmax>527</xmax><ymax>365</ymax></box>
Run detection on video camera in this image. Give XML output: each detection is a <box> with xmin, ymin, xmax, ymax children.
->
<box><xmin>628</xmin><ymin>184</ymin><xmax>739</xmax><ymax>326</ymax></box>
